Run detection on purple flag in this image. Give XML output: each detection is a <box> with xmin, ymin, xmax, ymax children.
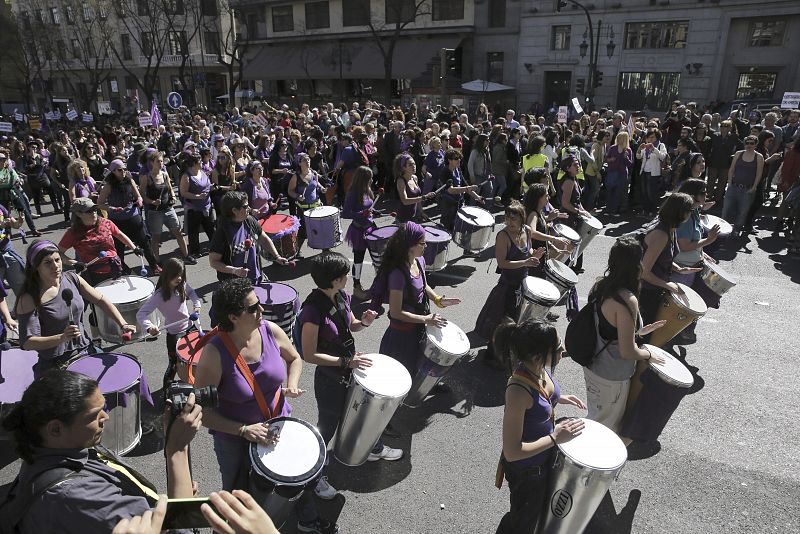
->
<box><xmin>150</xmin><ymin>101</ymin><xmax>161</xmax><ymax>128</ymax></box>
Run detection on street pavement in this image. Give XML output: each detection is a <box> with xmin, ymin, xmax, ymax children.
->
<box><xmin>0</xmin><ymin>199</ymin><xmax>798</xmax><ymax>534</ymax></box>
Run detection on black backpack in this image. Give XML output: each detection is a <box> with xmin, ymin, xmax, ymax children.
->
<box><xmin>564</xmin><ymin>299</ymin><xmax>610</xmax><ymax>367</ymax></box>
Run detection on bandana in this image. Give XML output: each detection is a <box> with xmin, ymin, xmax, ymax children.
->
<box><xmin>26</xmin><ymin>239</ymin><xmax>59</xmax><ymax>266</ymax></box>
<box><xmin>405</xmin><ymin>222</ymin><xmax>425</xmax><ymax>248</ymax></box>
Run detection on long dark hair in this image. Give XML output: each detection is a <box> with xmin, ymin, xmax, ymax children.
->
<box><xmin>523</xmin><ymin>183</ymin><xmax>548</xmax><ymax>221</ymax></box>
<box><xmin>658</xmin><ymin>192</ymin><xmax>694</xmax><ymax>228</ymax></box>
<box><xmin>350</xmin><ymin>166</ymin><xmax>374</xmax><ymax>200</ymax></box>
<box><xmin>589</xmin><ymin>236</ymin><xmax>643</xmax><ymax>314</ymax></box>
<box><xmin>19</xmin><ymin>240</ymin><xmax>60</xmax><ymax>308</ymax></box>
<box><xmin>377</xmin><ymin>224</ymin><xmax>415</xmax><ymax>280</ymax></box>
<box><xmin>2</xmin><ymin>370</ymin><xmax>99</xmax><ymax>463</ymax></box>
<box><xmin>157</xmin><ymin>257</ymin><xmax>187</xmax><ymax>302</ymax></box>
<box><xmin>494</xmin><ymin>320</ymin><xmax>560</xmax><ymax>371</ymax></box>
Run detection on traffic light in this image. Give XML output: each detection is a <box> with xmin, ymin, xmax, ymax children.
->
<box><xmin>593</xmin><ymin>70</ymin><xmax>603</xmax><ymax>88</ymax></box>
<box><xmin>554</xmin><ymin>0</ymin><xmax>568</xmax><ymax>12</ymax></box>
<box><xmin>447</xmin><ymin>48</ymin><xmax>462</xmax><ymax>78</ymax></box>
<box><xmin>576</xmin><ymin>78</ymin><xmax>585</xmax><ymax>95</ymax></box>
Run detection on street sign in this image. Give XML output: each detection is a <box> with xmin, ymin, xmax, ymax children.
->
<box><xmin>571</xmin><ymin>97</ymin><xmax>583</xmax><ymax>114</ymax></box>
<box><xmin>781</xmin><ymin>92</ymin><xmax>800</xmax><ymax>109</ymax></box>
<box><xmin>167</xmin><ymin>92</ymin><xmax>183</xmax><ymax>109</ymax></box>
<box><xmin>557</xmin><ymin>106</ymin><xmax>568</xmax><ymax>123</ymax></box>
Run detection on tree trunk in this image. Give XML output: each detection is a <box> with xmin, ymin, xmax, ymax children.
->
<box><xmin>383</xmin><ymin>56</ymin><xmax>393</xmax><ymax>105</ymax></box>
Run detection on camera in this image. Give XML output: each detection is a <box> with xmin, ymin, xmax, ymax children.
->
<box><xmin>167</xmin><ymin>380</ymin><xmax>219</xmax><ymax>415</ymax></box>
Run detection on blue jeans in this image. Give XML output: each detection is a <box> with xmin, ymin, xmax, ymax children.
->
<box><xmin>721</xmin><ymin>185</ymin><xmax>754</xmax><ymax>230</ymax></box>
<box><xmin>0</xmin><ymin>248</ymin><xmax>25</xmax><ymax>297</ymax></box>
<box><xmin>605</xmin><ymin>171</ymin><xmax>628</xmax><ymax>213</ymax></box>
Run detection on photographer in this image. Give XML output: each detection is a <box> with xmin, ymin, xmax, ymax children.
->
<box><xmin>0</xmin><ymin>370</ymin><xmax>202</xmax><ymax>533</ymax></box>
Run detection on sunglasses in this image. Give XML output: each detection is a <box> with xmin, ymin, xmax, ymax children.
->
<box><xmin>245</xmin><ymin>301</ymin><xmax>262</xmax><ymax>314</ymax></box>
<box><xmin>745</xmin><ymin>141</ymin><xmax>756</xmax><ymax>145</ymax></box>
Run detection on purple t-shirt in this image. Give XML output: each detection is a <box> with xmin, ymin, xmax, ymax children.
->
<box><xmin>388</xmin><ymin>257</ymin><xmax>427</xmax><ymax>315</ymax></box>
<box><xmin>297</xmin><ymin>291</ymin><xmax>352</xmax><ymax>345</ymax></box>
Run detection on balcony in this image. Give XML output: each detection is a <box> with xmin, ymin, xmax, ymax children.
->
<box><xmin>136</xmin><ymin>53</ymin><xmax>221</xmax><ymax>67</ymax></box>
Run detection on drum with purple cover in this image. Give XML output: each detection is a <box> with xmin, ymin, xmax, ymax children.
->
<box><xmin>0</xmin><ymin>348</ymin><xmax>38</xmax><ymax>440</ymax></box>
<box><xmin>422</xmin><ymin>226</ymin><xmax>451</xmax><ymax>272</ymax></box>
<box><xmin>365</xmin><ymin>225</ymin><xmax>398</xmax><ymax>272</ymax></box>
<box><xmin>67</xmin><ymin>353</ymin><xmax>154</xmax><ymax>456</ymax></box>
<box><xmin>304</xmin><ymin>205</ymin><xmax>342</xmax><ymax>250</ymax></box>
<box><xmin>453</xmin><ymin>206</ymin><xmax>495</xmax><ymax>253</ymax></box>
<box><xmin>255</xmin><ymin>283</ymin><xmax>300</xmax><ymax>338</ymax></box>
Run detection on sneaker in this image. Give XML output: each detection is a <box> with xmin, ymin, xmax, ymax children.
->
<box><xmin>31</xmin><ymin>213</ymin><xmax>41</xmax><ymax>219</ymax></box>
<box><xmin>183</xmin><ymin>255</ymin><xmax>198</xmax><ymax>265</ymax></box>
<box><xmin>297</xmin><ymin>518</ymin><xmax>339</xmax><ymax>534</ymax></box>
<box><xmin>367</xmin><ymin>444</ymin><xmax>403</xmax><ymax>462</ymax></box>
<box><xmin>313</xmin><ymin>476</ymin><xmax>338</xmax><ymax>500</ymax></box>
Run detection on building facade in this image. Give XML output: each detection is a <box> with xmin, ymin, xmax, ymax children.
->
<box><xmin>517</xmin><ymin>0</ymin><xmax>799</xmax><ymax>114</ymax></box>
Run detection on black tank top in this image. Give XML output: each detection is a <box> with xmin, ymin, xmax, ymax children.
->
<box><xmin>144</xmin><ymin>171</ymin><xmax>171</xmax><ymax>211</ymax></box>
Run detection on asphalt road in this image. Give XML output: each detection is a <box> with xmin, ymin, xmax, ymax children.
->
<box><xmin>0</xmin><ymin>199</ymin><xmax>798</xmax><ymax>534</ymax></box>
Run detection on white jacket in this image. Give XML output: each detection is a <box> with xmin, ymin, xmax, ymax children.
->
<box><xmin>637</xmin><ymin>142</ymin><xmax>668</xmax><ymax>176</ymax></box>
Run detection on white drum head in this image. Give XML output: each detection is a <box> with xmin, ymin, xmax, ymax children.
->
<box><xmin>643</xmin><ymin>345</ymin><xmax>694</xmax><ymax>388</ymax></box>
<box><xmin>554</xmin><ymin>223</ymin><xmax>580</xmax><ymax>243</ymax></box>
<box><xmin>251</xmin><ymin>418</ymin><xmax>325</xmax><ymax>484</ymax></box>
<box><xmin>701</xmin><ymin>214</ymin><xmax>733</xmax><ymax>236</ymax></box>
<box><xmin>306</xmin><ymin>205</ymin><xmax>339</xmax><ymax>219</ymax></box>
<box><xmin>557</xmin><ymin>418</ymin><xmax>627</xmax><ymax>471</ymax></box>
<box><xmin>546</xmin><ymin>259</ymin><xmax>578</xmax><ymax>285</ymax></box>
<box><xmin>671</xmin><ymin>284</ymin><xmax>707</xmax><ymax>315</ymax></box>
<box><xmin>426</xmin><ymin>321</ymin><xmax>470</xmax><ymax>357</ymax></box>
<box><xmin>458</xmin><ymin>206</ymin><xmax>494</xmax><ymax>227</ymax></box>
<box><xmin>353</xmin><ymin>353</ymin><xmax>412</xmax><ymax>398</ymax></box>
<box><xmin>582</xmin><ymin>215</ymin><xmax>604</xmax><ymax>230</ymax></box>
<box><xmin>522</xmin><ymin>276</ymin><xmax>560</xmax><ymax>302</ymax></box>
<box><xmin>96</xmin><ymin>276</ymin><xmax>155</xmax><ymax>303</ymax></box>
<box><xmin>706</xmin><ymin>262</ymin><xmax>737</xmax><ymax>285</ymax></box>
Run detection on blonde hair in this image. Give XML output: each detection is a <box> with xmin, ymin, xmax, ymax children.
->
<box><xmin>67</xmin><ymin>159</ymin><xmax>88</xmax><ymax>182</ymax></box>
<box><xmin>615</xmin><ymin>131</ymin><xmax>630</xmax><ymax>151</ymax></box>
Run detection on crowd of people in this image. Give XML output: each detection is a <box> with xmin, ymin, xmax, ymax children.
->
<box><xmin>0</xmin><ymin>96</ymin><xmax>796</xmax><ymax>534</ymax></box>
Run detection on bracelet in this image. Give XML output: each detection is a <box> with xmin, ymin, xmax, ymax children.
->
<box><xmin>645</xmin><ymin>347</ymin><xmax>652</xmax><ymax>361</ymax></box>
<box><xmin>548</xmin><ymin>434</ymin><xmax>557</xmax><ymax>447</ymax></box>
<box><xmin>434</xmin><ymin>295</ymin><xmax>445</xmax><ymax>308</ymax></box>
<box><xmin>339</xmin><ymin>355</ymin><xmax>352</xmax><ymax>369</ymax></box>
<box><xmin>238</xmin><ymin>424</ymin><xmax>247</xmax><ymax>437</ymax></box>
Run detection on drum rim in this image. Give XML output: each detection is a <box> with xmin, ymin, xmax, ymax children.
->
<box><xmin>0</xmin><ymin>349</ymin><xmax>38</xmax><ymax>401</ymax></box>
<box><xmin>553</xmin><ymin>223</ymin><xmax>581</xmax><ymax>242</ymax></box>
<box><xmin>96</xmin><ymin>276</ymin><xmax>156</xmax><ymax>302</ymax></box>
<box><xmin>255</xmin><ymin>283</ymin><xmax>299</xmax><ymax>305</ymax></box>
<box><xmin>365</xmin><ymin>225</ymin><xmax>399</xmax><ymax>241</ymax></box>
<box><xmin>353</xmin><ymin>353</ymin><xmax>412</xmax><ymax>397</ymax></box>
<box><xmin>545</xmin><ymin>260</ymin><xmax>578</xmax><ymax>285</ymax></box>
<box><xmin>668</xmin><ymin>284</ymin><xmax>708</xmax><ymax>314</ymax></box>
<box><xmin>67</xmin><ymin>352</ymin><xmax>142</xmax><ymax>394</ymax></box>
<box><xmin>522</xmin><ymin>277</ymin><xmax>561</xmax><ymax>301</ymax></box>
<box><xmin>305</xmin><ymin>205</ymin><xmax>339</xmax><ymax>217</ymax></box>
<box><xmin>642</xmin><ymin>345</ymin><xmax>694</xmax><ymax>388</ymax></box>
<box><xmin>249</xmin><ymin>416</ymin><xmax>326</xmax><ymax>485</ymax></box>
<box><xmin>176</xmin><ymin>330</ymin><xmax>203</xmax><ymax>364</ymax></box>
<box><xmin>425</xmin><ymin>323</ymin><xmax>470</xmax><ymax>357</ymax></box>
<box><xmin>457</xmin><ymin>206</ymin><xmax>494</xmax><ymax>226</ymax></box>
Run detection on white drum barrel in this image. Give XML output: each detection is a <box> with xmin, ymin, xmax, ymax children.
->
<box><xmin>544</xmin><ymin>259</ymin><xmax>578</xmax><ymax>302</ymax></box>
<box><xmin>453</xmin><ymin>206</ymin><xmax>495</xmax><ymax>253</ymax></box>
<box><xmin>405</xmin><ymin>321</ymin><xmax>470</xmax><ymax>406</ymax></box>
<box><xmin>700</xmin><ymin>261</ymin><xmax>737</xmax><ymax>297</ymax></box>
<box><xmin>575</xmin><ymin>215</ymin><xmax>604</xmax><ymax>258</ymax></box>
<box><xmin>305</xmin><ymin>205</ymin><xmax>343</xmax><ymax>250</ymax></box>
<box><xmin>96</xmin><ymin>276</ymin><xmax>158</xmax><ymax>344</ymax></box>
<box><xmin>518</xmin><ymin>277</ymin><xmax>561</xmax><ymax>323</ymax></box>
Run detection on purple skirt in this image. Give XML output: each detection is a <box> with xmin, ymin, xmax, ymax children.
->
<box><xmin>379</xmin><ymin>322</ymin><xmax>424</xmax><ymax>377</ymax></box>
<box><xmin>475</xmin><ymin>282</ymin><xmax>518</xmax><ymax>341</ymax></box>
<box><xmin>345</xmin><ymin>222</ymin><xmax>368</xmax><ymax>252</ymax></box>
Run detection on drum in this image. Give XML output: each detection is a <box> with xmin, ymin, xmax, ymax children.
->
<box><xmin>0</xmin><ymin>348</ymin><xmax>38</xmax><ymax>440</ymax></box>
<box><xmin>260</xmin><ymin>214</ymin><xmax>300</xmax><ymax>258</ymax></box>
<box><xmin>422</xmin><ymin>226</ymin><xmax>451</xmax><ymax>272</ymax></box>
<box><xmin>518</xmin><ymin>276</ymin><xmax>561</xmax><ymax>323</ymax></box>
<box><xmin>254</xmin><ymin>283</ymin><xmax>299</xmax><ymax>339</ymax></box>
<box><xmin>95</xmin><ymin>276</ymin><xmax>159</xmax><ymax>344</ymax></box>
<box><xmin>175</xmin><ymin>330</ymin><xmax>204</xmax><ymax>383</ymax></box>
<box><xmin>453</xmin><ymin>206</ymin><xmax>495</xmax><ymax>253</ymax></box>
<box><xmin>624</xmin><ymin>344</ymin><xmax>694</xmax><ymax>441</ymax></box>
<box><xmin>537</xmin><ymin>418</ymin><xmax>627</xmax><ymax>534</ymax></box>
<box><xmin>405</xmin><ymin>321</ymin><xmax>470</xmax><ymax>406</ymax></box>
<box><xmin>574</xmin><ymin>214</ymin><xmax>604</xmax><ymax>258</ymax></box>
<box><xmin>334</xmin><ymin>353</ymin><xmax>411</xmax><ymax>466</ymax></box>
<box><xmin>544</xmin><ymin>259</ymin><xmax>578</xmax><ymax>301</ymax></box>
<box><xmin>553</xmin><ymin>223</ymin><xmax>581</xmax><ymax>249</ymax></box>
<box><xmin>700</xmin><ymin>214</ymin><xmax>733</xmax><ymax>238</ymax></box>
<box><xmin>365</xmin><ymin>225</ymin><xmax>398</xmax><ymax>271</ymax></box>
<box><xmin>700</xmin><ymin>261</ymin><xmax>737</xmax><ymax>297</ymax></box>
<box><xmin>248</xmin><ymin>417</ymin><xmax>326</xmax><ymax>529</ymax></box>
<box><xmin>304</xmin><ymin>205</ymin><xmax>342</xmax><ymax>250</ymax></box>
<box><xmin>67</xmin><ymin>353</ymin><xmax>153</xmax><ymax>456</ymax></box>
<box><xmin>650</xmin><ymin>283</ymin><xmax>707</xmax><ymax>347</ymax></box>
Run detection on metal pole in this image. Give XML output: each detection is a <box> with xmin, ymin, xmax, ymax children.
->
<box><xmin>566</xmin><ymin>0</ymin><xmax>595</xmax><ymax>111</ymax></box>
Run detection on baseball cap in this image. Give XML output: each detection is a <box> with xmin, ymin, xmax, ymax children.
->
<box><xmin>71</xmin><ymin>197</ymin><xmax>97</xmax><ymax>214</ymax></box>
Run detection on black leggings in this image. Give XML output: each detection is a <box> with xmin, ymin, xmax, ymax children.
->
<box><xmin>185</xmin><ymin>209</ymin><xmax>215</xmax><ymax>255</ymax></box>
<box><xmin>113</xmin><ymin>215</ymin><xmax>159</xmax><ymax>270</ymax></box>
<box><xmin>496</xmin><ymin>461</ymin><xmax>550</xmax><ymax>534</ymax></box>
<box><xmin>28</xmin><ymin>180</ymin><xmax>60</xmax><ymax>215</ymax></box>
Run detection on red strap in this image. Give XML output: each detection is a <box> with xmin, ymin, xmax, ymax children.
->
<box><xmin>183</xmin><ymin>327</ymin><xmax>220</xmax><ymax>385</ymax></box>
<box><xmin>218</xmin><ymin>330</ymin><xmax>282</xmax><ymax>421</ymax></box>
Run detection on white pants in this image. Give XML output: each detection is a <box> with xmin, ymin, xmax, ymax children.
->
<box><xmin>583</xmin><ymin>367</ymin><xmax>630</xmax><ymax>433</ymax></box>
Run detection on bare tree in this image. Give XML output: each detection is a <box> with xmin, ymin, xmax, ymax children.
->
<box><xmin>164</xmin><ymin>0</ymin><xmax>205</xmax><ymax>105</ymax></box>
<box><xmin>0</xmin><ymin>8</ymin><xmax>50</xmax><ymax>111</ymax></box>
<box><xmin>368</xmin><ymin>0</ymin><xmax>431</xmax><ymax>104</ymax></box>
<box><xmin>202</xmin><ymin>0</ymin><xmax>249</xmax><ymax>106</ymax></box>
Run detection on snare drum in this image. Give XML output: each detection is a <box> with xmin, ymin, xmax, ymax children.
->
<box><xmin>537</xmin><ymin>419</ymin><xmax>627</xmax><ymax>534</ymax></box>
<box><xmin>95</xmin><ymin>276</ymin><xmax>159</xmax><ymax>344</ymax></box>
<box><xmin>0</xmin><ymin>348</ymin><xmax>38</xmax><ymax>440</ymax></box>
<box><xmin>518</xmin><ymin>276</ymin><xmax>561</xmax><ymax>323</ymax></box>
<box><xmin>650</xmin><ymin>283</ymin><xmax>707</xmax><ymax>347</ymax></box>
<box><xmin>623</xmin><ymin>345</ymin><xmax>694</xmax><ymax>442</ymax></box>
<box><xmin>334</xmin><ymin>353</ymin><xmax>411</xmax><ymax>466</ymax></box>
<box><xmin>249</xmin><ymin>417</ymin><xmax>326</xmax><ymax>529</ymax></box>
<box><xmin>304</xmin><ymin>205</ymin><xmax>343</xmax><ymax>250</ymax></box>
<box><xmin>422</xmin><ymin>226</ymin><xmax>451</xmax><ymax>272</ymax></box>
<box><xmin>67</xmin><ymin>353</ymin><xmax>153</xmax><ymax>456</ymax></box>
<box><xmin>175</xmin><ymin>330</ymin><xmax>204</xmax><ymax>383</ymax></box>
<box><xmin>365</xmin><ymin>225</ymin><xmax>399</xmax><ymax>271</ymax></box>
<box><xmin>405</xmin><ymin>321</ymin><xmax>470</xmax><ymax>406</ymax></box>
<box><xmin>575</xmin><ymin>214</ymin><xmax>604</xmax><ymax>257</ymax></box>
<box><xmin>544</xmin><ymin>259</ymin><xmax>578</xmax><ymax>301</ymax></box>
<box><xmin>700</xmin><ymin>261</ymin><xmax>737</xmax><ymax>297</ymax></box>
<box><xmin>254</xmin><ymin>283</ymin><xmax>299</xmax><ymax>338</ymax></box>
<box><xmin>260</xmin><ymin>214</ymin><xmax>300</xmax><ymax>258</ymax></box>
<box><xmin>453</xmin><ymin>206</ymin><xmax>495</xmax><ymax>253</ymax></box>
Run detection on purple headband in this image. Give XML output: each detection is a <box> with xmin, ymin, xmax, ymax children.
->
<box><xmin>398</xmin><ymin>153</ymin><xmax>412</xmax><ymax>168</ymax></box>
<box><xmin>405</xmin><ymin>222</ymin><xmax>425</xmax><ymax>248</ymax></box>
<box><xmin>26</xmin><ymin>240</ymin><xmax>59</xmax><ymax>265</ymax></box>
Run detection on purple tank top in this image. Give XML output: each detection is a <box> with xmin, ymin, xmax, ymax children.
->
<box><xmin>396</xmin><ymin>179</ymin><xmax>421</xmax><ymax>222</ymax></box>
<box><xmin>186</xmin><ymin>171</ymin><xmax>211</xmax><ymax>212</ymax></box>
<box><xmin>210</xmin><ymin>321</ymin><xmax>291</xmax><ymax>441</ymax></box>
<box><xmin>511</xmin><ymin>368</ymin><xmax>560</xmax><ymax>469</ymax></box>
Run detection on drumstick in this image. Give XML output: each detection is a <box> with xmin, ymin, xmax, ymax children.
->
<box><xmin>160</xmin><ymin>312</ymin><xmax>201</xmax><ymax>333</ymax></box>
<box><xmin>476</xmin><ymin>176</ymin><xmax>495</xmax><ymax>189</ymax></box>
<box><xmin>243</xmin><ymin>238</ymin><xmax>253</xmax><ymax>265</ymax></box>
<box><xmin>85</xmin><ymin>250</ymin><xmax>108</xmax><ymax>268</ymax></box>
<box><xmin>14</xmin><ymin>211</ymin><xmax>27</xmax><ymax>244</ymax></box>
<box><xmin>432</xmin><ymin>179</ymin><xmax>454</xmax><ymax>197</ymax></box>
<box><xmin>269</xmin><ymin>194</ymin><xmax>283</xmax><ymax>215</ymax></box>
<box><xmin>132</xmin><ymin>248</ymin><xmax>148</xmax><ymax>277</ymax></box>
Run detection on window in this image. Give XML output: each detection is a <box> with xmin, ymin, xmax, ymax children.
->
<box><xmin>342</xmin><ymin>0</ymin><xmax>369</xmax><ymax>26</ymax></box>
<box><xmin>72</xmin><ymin>38</ymin><xmax>81</xmax><ymax>59</ymax></box>
<box><xmin>137</xmin><ymin>0</ymin><xmax>149</xmax><ymax>16</ymax></box>
<box><xmin>168</xmin><ymin>31</ymin><xmax>187</xmax><ymax>56</ymax></box>
<box><xmin>487</xmin><ymin>52</ymin><xmax>503</xmax><ymax>83</ymax></box>
<box><xmin>65</xmin><ymin>6</ymin><xmax>74</xmax><ymax>23</ymax></box>
<box><xmin>82</xmin><ymin>2</ymin><xmax>91</xmax><ymax>21</ymax></box>
<box><xmin>246</xmin><ymin>12</ymin><xmax>260</xmax><ymax>39</ymax></box>
<box><xmin>488</xmin><ymin>0</ymin><xmax>505</xmax><ymax>28</ymax></box>
<box><xmin>272</xmin><ymin>6</ymin><xmax>293</xmax><ymax>32</ymax></box>
<box><xmin>141</xmin><ymin>32</ymin><xmax>153</xmax><ymax>56</ymax></box>
<box><xmin>551</xmin><ymin>25</ymin><xmax>570</xmax><ymax>50</ymax></box>
<box><xmin>125</xmin><ymin>76</ymin><xmax>137</xmax><ymax>95</ymax></box>
<box><xmin>204</xmin><ymin>31</ymin><xmax>221</xmax><ymax>55</ymax></box>
<box><xmin>385</xmin><ymin>0</ymin><xmax>415</xmax><ymax>24</ymax></box>
<box><xmin>201</xmin><ymin>0</ymin><xmax>218</xmax><ymax>16</ymax></box>
<box><xmin>736</xmin><ymin>72</ymin><xmax>777</xmax><ymax>99</ymax></box>
<box><xmin>51</xmin><ymin>7</ymin><xmax>60</xmax><ymax>24</ymax></box>
<box><xmin>624</xmin><ymin>21</ymin><xmax>688</xmax><ymax>49</ymax></box>
<box><xmin>121</xmin><ymin>33</ymin><xmax>133</xmax><ymax>60</ymax></box>
<box><xmin>617</xmin><ymin>72</ymin><xmax>681</xmax><ymax>111</ymax></box>
<box><xmin>35</xmin><ymin>9</ymin><xmax>44</xmax><ymax>23</ymax></box>
<box><xmin>86</xmin><ymin>37</ymin><xmax>96</xmax><ymax>57</ymax></box>
<box><xmin>305</xmin><ymin>1</ymin><xmax>330</xmax><ymax>29</ymax></box>
<box><xmin>432</xmin><ymin>0</ymin><xmax>464</xmax><ymax>21</ymax></box>
<box><xmin>165</xmin><ymin>0</ymin><xmax>184</xmax><ymax>15</ymax></box>
<box><xmin>748</xmin><ymin>20</ymin><xmax>785</xmax><ymax>47</ymax></box>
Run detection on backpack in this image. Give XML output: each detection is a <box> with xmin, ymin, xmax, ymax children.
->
<box><xmin>564</xmin><ymin>299</ymin><xmax>610</xmax><ymax>367</ymax></box>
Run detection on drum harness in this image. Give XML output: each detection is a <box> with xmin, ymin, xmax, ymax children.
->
<box><xmin>298</xmin><ymin>289</ymin><xmax>357</xmax><ymax>387</ymax></box>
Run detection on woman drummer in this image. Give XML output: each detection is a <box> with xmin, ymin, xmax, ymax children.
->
<box><xmin>375</xmin><ymin>222</ymin><xmax>460</xmax><ymax>376</ymax></box>
<box><xmin>16</xmin><ymin>240</ymin><xmax>135</xmax><ymax>375</ymax></box>
<box><xmin>475</xmin><ymin>201</ymin><xmax>544</xmax><ymax>370</ymax></box>
<box><xmin>193</xmin><ymin>278</ymin><xmax>336</xmax><ymax>534</ymax></box>
<box><xmin>495</xmin><ymin>319</ymin><xmax>585</xmax><ymax>534</ymax></box>
<box><xmin>557</xmin><ymin>155</ymin><xmax>591</xmax><ymax>272</ymax></box>
<box><xmin>288</xmin><ymin>153</ymin><xmax>326</xmax><ymax>256</ymax></box>
<box><xmin>241</xmin><ymin>160</ymin><xmax>275</xmax><ymax>215</ymax></box>
<box><xmin>394</xmin><ymin>154</ymin><xmax>434</xmax><ymax>223</ymax></box>
<box><xmin>438</xmin><ymin>149</ymin><xmax>482</xmax><ymax>232</ymax></box>
<box><xmin>341</xmin><ymin>166</ymin><xmax>376</xmax><ymax>300</ymax></box>
<box><xmin>582</xmin><ymin>237</ymin><xmax>666</xmax><ymax>435</ymax></box>
<box><xmin>523</xmin><ymin>183</ymin><xmax>572</xmax><ymax>268</ymax></box>
<box><xmin>639</xmin><ymin>192</ymin><xmax>701</xmax><ymax>336</ymax></box>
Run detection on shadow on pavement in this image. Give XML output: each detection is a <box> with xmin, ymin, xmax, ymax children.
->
<box><xmin>585</xmin><ymin>489</ymin><xmax>642</xmax><ymax>534</ymax></box>
<box><xmin>326</xmin><ymin>443</ymin><xmax>412</xmax><ymax>494</ymax></box>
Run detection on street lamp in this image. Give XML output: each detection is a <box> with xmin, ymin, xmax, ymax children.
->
<box><xmin>579</xmin><ymin>39</ymin><xmax>589</xmax><ymax>58</ymax></box>
<box><xmin>606</xmin><ymin>27</ymin><xmax>616</xmax><ymax>59</ymax></box>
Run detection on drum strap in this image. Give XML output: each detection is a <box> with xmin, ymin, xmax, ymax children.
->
<box><xmin>218</xmin><ymin>330</ymin><xmax>283</xmax><ymax>421</ymax></box>
<box><xmin>183</xmin><ymin>327</ymin><xmax>220</xmax><ymax>385</ymax></box>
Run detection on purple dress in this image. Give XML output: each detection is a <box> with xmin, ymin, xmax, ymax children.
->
<box><xmin>379</xmin><ymin>257</ymin><xmax>428</xmax><ymax>375</ymax></box>
<box><xmin>342</xmin><ymin>190</ymin><xmax>374</xmax><ymax>252</ymax></box>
